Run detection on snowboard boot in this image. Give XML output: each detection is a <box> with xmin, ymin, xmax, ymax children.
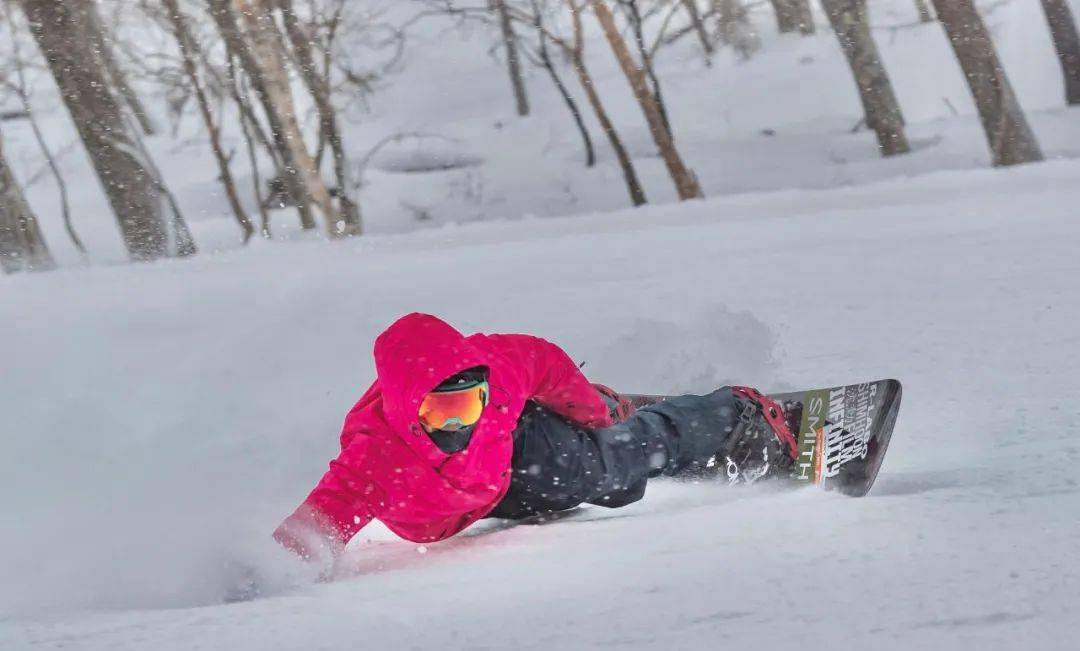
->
<box><xmin>718</xmin><ymin>386</ymin><xmax>799</xmax><ymax>485</ymax></box>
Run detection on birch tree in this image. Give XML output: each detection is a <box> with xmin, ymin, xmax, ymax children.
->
<box><xmin>717</xmin><ymin>0</ymin><xmax>760</xmax><ymax>60</ymax></box>
<box><xmin>19</xmin><ymin>0</ymin><xmax>194</xmax><ymax>261</ymax></box>
<box><xmin>681</xmin><ymin>0</ymin><xmax>714</xmax><ymax>61</ymax></box>
<box><xmin>821</xmin><ymin>0</ymin><xmax>910</xmax><ymax>156</ymax></box>
<box><xmin>161</xmin><ymin>0</ymin><xmax>255</xmax><ymax>243</ymax></box>
<box><xmin>2</xmin><ymin>0</ymin><xmax>84</xmax><ymax>255</ymax></box>
<box><xmin>589</xmin><ymin>0</ymin><xmax>702</xmax><ymax>200</ymax></box>
<box><xmin>931</xmin><ymin>0</ymin><xmax>1043</xmax><ymax>166</ymax></box>
<box><xmin>1040</xmin><ymin>0</ymin><xmax>1080</xmax><ymax>105</ymax></box>
<box><xmin>0</xmin><ymin>128</ymin><xmax>53</xmax><ymax>273</ymax></box>
<box><xmin>493</xmin><ymin>0</ymin><xmax>530</xmax><ymax>116</ymax></box>
<box><xmin>278</xmin><ymin>0</ymin><xmax>362</xmax><ymax>235</ymax></box>
<box><xmin>209</xmin><ymin>0</ymin><xmax>342</xmax><ymax>236</ymax></box>
<box><xmin>79</xmin><ymin>2</ymin><xmax>157</xmax><ymax>135</ymax></box>
<box><xmin>528</xmin><ymin>0</ymin><xmax>595</xmax><ymax>166</ymax></box>
<box><xmin>566</xmin><ymin>0</ymin><xmax>646</xmax><ymax>205</ymax></box>
<box><xmin>620</xmin><ymin>0</ymin><xmax>672</xmax><ymax>136</ymax></box>
<box><xmin>769</xmin><ymin>0</ymin><xmax>813</xmax><ymax>35</ymax></box>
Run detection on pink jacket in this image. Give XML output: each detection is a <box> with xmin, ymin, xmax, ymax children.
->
<box><xmin>274</xmin><ymin>313</ymin><xmax>613</xmax><ymax>552</ymax></box>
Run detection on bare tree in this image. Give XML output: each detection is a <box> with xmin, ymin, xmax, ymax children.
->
<box><xmin>769</xmin><ymin>0</ymin><xmax>813</xmax><ymax>35</ymax></box>
<box><xmin>590</xmin><ymin>0</ymin><xmax>702</xmax><ymax>200</ymax></box>
<box><xmin>717</xmin><ymin>0</ymin><xmax>760</xmax><ymax>60</ymax></box>
<box><xmin>78</xmin><ymin>2</ymin><xmax>158</xmax><ymax>135</ymax></box>
<box><xmin>565</xmin><ymin>0</ymin><xmax>646</xmax><ymax>205</ymax></box>
<box><xmin>232</xmin><ymin>0</ymin><xmax>338</xmax><ymax>234</ymax></box>
<box><xmin>0</xmin><ymin>127</ymin><xmax>54</xmax><ymax>273</ymax></box>
<box><xmin>527</xmin><ymin>0</ymin><xmax>595</xmax><ymax>166</ymax></box>
<box><xmin>210</xmin><ymin>9</ymin><xmax>278</xmax><ymax>236</ymax></box>
<box><xmin>821</xmin><ymin>0</ymin><xmax>910</xmax><ymax>156</ymax></box>
<box><xmin>2</xmin><ymin>0</ymin><xmax>84</xmax><ymax>255</ymax></box>
<box><xmin>794</xmin><ymin>0</ymin><xmax>814</xmax><ymax>34</ymax></box>
<box><xmin>619</xmin><ymin>0</ymin><xmax>671</xmax><ymax>136</ymax></box>
<box><xmin>278</xmin><ymin>0</ymin><xmax>363</xmax><ymax>235</ymax></box>
<box><xmin>1040</xmin><ymin>0</ymin><xmax>1080</xmax><ymax>105</ymax></box>
<box><xmin>913</xmin><ymin>0</ymin><xmax>933</xmax><ymax>23</ymax></box>
<box><xmin>931</xmin><ymin>0</ymin><xmax>1044</xmax><ymax>166</ymax></box>
<box><xmin>493</xmin><ymin>0</ymin><xmax>530</xmax><ymax>116</ymax></box>
<box><xmin>681</xmin><ymin>0</ymin><xmax>714</xmax><ymax>62</ymax></box>
<box><xmin>19</xmin><ymin>0</ymin><xmax>194</xmax><ymax>261</ymax></box>
<box><xmin>207</xmin><ymin>0</ymin><xmax>339</xmax><ymax>235</ymax></box>
<box><xmin>162</xmin><ymin>0</ymin><xmax>255</xmax><ymax>243</ymax></box>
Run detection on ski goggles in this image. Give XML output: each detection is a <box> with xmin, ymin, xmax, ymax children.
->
<box><xmin>418</xmin><ymin>380</ymin><xmax>489</xmax><ymax>433</ymax></box>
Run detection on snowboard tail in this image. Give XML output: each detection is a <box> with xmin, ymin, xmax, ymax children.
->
<box><xmin>625</xmin><ymin>379</ymin><xmax>902</xmax><ymax>497</ymax></box>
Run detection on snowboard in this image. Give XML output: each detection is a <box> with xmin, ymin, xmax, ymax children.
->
<box><xmin>624</xmin><ymin>379</ymin><xmax>902</xmax><ymax>497</ymax></box>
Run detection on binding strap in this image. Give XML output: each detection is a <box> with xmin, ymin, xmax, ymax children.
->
<box><xmin>730</xmin><ymin>386</ymin><xmax>799</xmax><ymax>460</ymax></box>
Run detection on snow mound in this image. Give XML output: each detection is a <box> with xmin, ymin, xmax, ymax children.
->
<box><xmin>366</xmin><ymin>136</ymin><xmax>485</xmax><ymax>174</ymax></box>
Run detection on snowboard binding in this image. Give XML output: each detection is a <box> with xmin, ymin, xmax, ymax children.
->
<box><xmin>719</xmin><ymin>386</ymin><xmax>799</xmax><ymax>485</ymax></box>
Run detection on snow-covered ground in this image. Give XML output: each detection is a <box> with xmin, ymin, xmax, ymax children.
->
<box><xmin>3</xmin><ymin>1</ymin><xmax>1080</xmax><ymax>649</ymax></box>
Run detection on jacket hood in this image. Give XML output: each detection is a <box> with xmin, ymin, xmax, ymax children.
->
<box><xmin>372</xmin><ymin>313</ymin><xmax>490</xmax><ymax>442</ymax></box>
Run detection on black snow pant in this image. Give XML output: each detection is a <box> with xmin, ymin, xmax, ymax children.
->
<box><xmin>487</xmin><ymin>388</ymin><xmax>743</xmax><ymax>520</ymax></box>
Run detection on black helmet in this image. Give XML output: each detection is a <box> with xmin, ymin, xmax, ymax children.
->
<box><xmin>432</xmin><ymin>366</ymin><xmax>488</xmax><ymax>392</ymax></box>
<box><xmin>425</xmin><ymin>366</ymin><xmax>489</xmax><ymax>453</ymax></box>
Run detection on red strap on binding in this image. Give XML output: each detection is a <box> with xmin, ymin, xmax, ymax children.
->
<box><xmin>730</xmin><ymin>386</ymin><xmax>799</xmax><ymax>460</ymax></box>
<box><xmin>593</xmin><ymin>383</ymin><xmax>636</xmax><ymax>423</ymax></box>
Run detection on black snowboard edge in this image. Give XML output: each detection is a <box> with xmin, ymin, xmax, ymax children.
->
<box><xmin>831</xmin><ymin>379</ymin><xmax>902</xmax><ymax>497</ymax></box>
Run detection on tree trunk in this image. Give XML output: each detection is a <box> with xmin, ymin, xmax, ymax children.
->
<box><xmin>208</xmin><ymin>0</ymin><xmax>321</xmax><ymax>233</ymax></box>
<box><xmin>821</xmin><ymin>0</ymin><xmax>910</xmax><ymax>156</ymax></box>
<box><xmin>78</xmin><ymin>2</ymin><xmax>157</xmax><ymax>135</ymax></box>
<box><xmin>232</xmin><ymin>0</ymin><xmax>340</xmax><ymax>235</ymax></box>
<box><xmin>213</xmin><ymin>23</ymin><xmax>276</xmax><ymax>236</ymax></box>
<box><xmin>931</xmin><ymin>0</ymin><xmax>1044</xmax><ymax>166</ymax></box>
<box><xmin>681</xmin><ymin>0</ymin><xmax>714</xmax><ymax>61</ymax></box>
<box><xmin>770</xmin><ymin>0</ymin><xmax>795</xmax><ymax>32</ymax></box>
<box><xmin>1</xmin><ymin>0</ymin><xmax>85</xmax><ymax>256</ymax></box>
<box><xmin>278</xmin><ymin>0</ymin><xmax>363</xmax><ymax>235</ymax></box>
<box><xmin>533</xmin><ymin>3</ymin><xmax>595</xmax><ymax>167</ymax></box>
<box><xmin>493</xmin><ymin>0</ymin><xmax>530</xmax><ymax>116</ymax></box>
<box><xmin>913</xmin><ymin>0</ymin><xmax>934</xmax><ymax>23</ymax></box>
<box><xmin>770</xmin><ymin>0</ymin><xmax>814</xmax><ymax>35</ymax></box>
<box><xmin>20</xmin><ymin>0</ymin><xmax>189</xmax><ymax>262</ymax></box>
<box><xmin>163</xmin><ymin>0</ymin><xmax>255</xmax><ymax>243</ymax></box>
<box><xmin>236</xmin><ymin>71</ymin><xmax>273</xmax><ymax>238</ymax></box>
<box><xmin>1040</xmin><ymin>0</ymin><xmax>1080</xmax><ymax>105</ymax></box>
<box><xmin>543</xmin><ymin>57</ymin><xmax>595</xmax><ymax>167</ymax></box>
<box><xmin>717</xmin><ymin>0</ymin><xmax>760</xmax><ymax>60</ymax></box>
<box><xmin>590</xmin><ymin>0</ymin><xmax>702</xmax><ymax>200</ymax></box>
<box><xmin>622</xmin><ymin>0</ymin><xmax>672</xmax><ymax>137</ymax></box>
<box><xmin>574</xmin><ymin>60</ymin><xmax>645</xmax><ymax>204</ymax></box>
<box><xmin>793</xmin><ymin>0</ymin><xmax>814</xmax><ymax>35</ymax></box>
<box><xmin>0</xmin><ymin>128</ymin><xmax>54</xmax><ymax>273</ymax></box>
<box><xmin>567</xmin><ymin>2</ymin><xmax>646</xmax><ymax>206</ymax></box>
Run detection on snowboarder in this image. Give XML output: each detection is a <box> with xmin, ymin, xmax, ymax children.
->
<box><xmin>274</xmin><ymin>313</ymin><xmax>797</xmax><ymax>561</ymax></box>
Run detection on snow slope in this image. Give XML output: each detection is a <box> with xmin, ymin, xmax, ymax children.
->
<box><xmin>3</xmin><ymin>159</ymin><xmax>1079</xmax><ymax>649</ymax></box>
<box><xmin>3</xmin><ymin>0</ymin><xmax>1080</xmax><ymax>648</ymax></box>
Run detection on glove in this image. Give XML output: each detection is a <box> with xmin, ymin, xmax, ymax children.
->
<box><xmin>273</xmin><ymin>504</ymin><xmax>345</xmax><ymax>564</ymax></box>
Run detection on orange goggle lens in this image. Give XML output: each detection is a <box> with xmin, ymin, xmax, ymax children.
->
<box><xmin>418</xmin><ymin>382</ymin><xmax>489</xmax><ymax>432</ymax></box>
